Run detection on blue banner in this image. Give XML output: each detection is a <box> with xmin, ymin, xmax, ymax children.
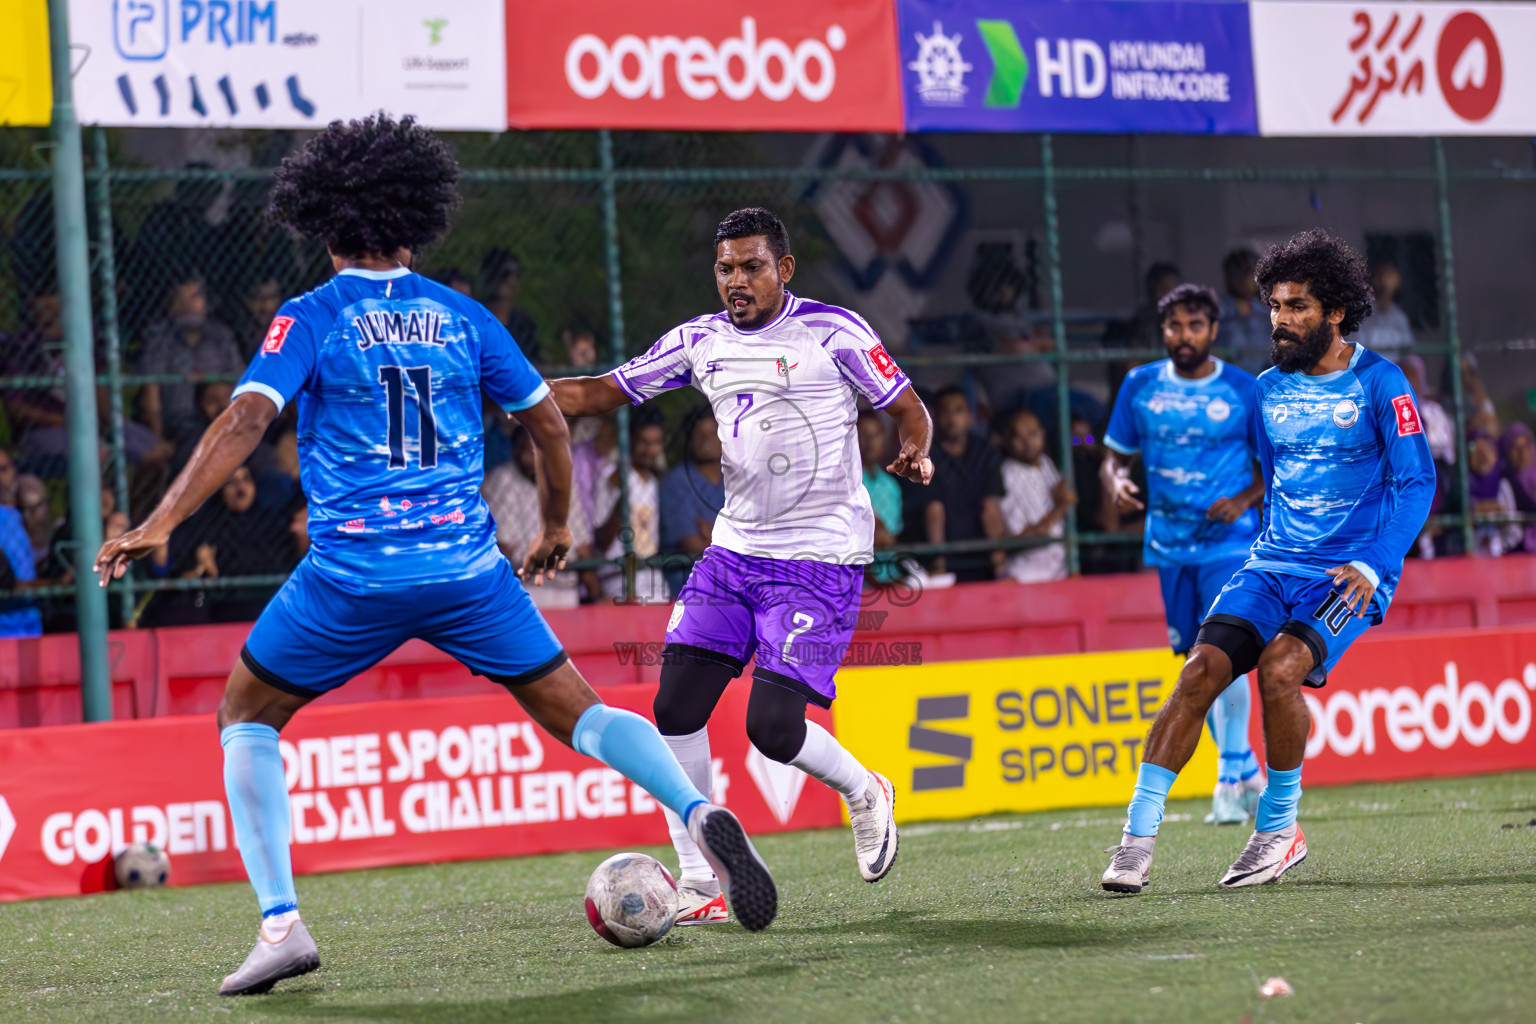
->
<box><xmin>898</xmin><ymin>0</ymin><xmax>1258</xmax><ymax>134</ymax></box>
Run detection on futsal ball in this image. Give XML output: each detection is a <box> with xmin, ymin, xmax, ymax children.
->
<box><xmin>113</xmin><ymin>842</ymin><xmax>171</xmax><ymax>890</ymax></box>
<box><xmin>584</xmin><ymin>852</ymin><xmax>679</xmax><ymax>948</ymax></box>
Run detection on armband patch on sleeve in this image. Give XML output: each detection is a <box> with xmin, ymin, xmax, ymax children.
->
<box><xmin>1391</xmin><ymin>394</ymin><xmax>1423</xmax><ymax>437</ymax></box>
<box><xmin>868</xmin><ymin>343</ymin><xmax>899</xmax><ymax>381</ymax></box>
<box><xmin>263</xmin><ymin>316</ymin><xmax>296</xmax><ymax>354</ymax></box>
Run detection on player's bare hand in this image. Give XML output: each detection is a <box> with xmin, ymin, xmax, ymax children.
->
<box><xmin>888</xmin><ymin>444</ymin><xmax>934</xmax><ymax>485</ymax></box>
<box><xmin>1206</xmin><ymin>496</ymin><xmax>1247</xmax><ymax>524</ymax></box>
<box><xmin>93</xmin><ymin>524</ymin><xmax>170</xmax><ymax>587</ymax></box>
<box><xmin>1325</xmin><ymin>564</ymin><xmax>1376</xmax><ymax>617</ymax></box>
<box><xmin>1109</xmin><ymin>476</ymin><xmax>1143</xmax><ymax>513</ymax></box>
<box><xmin>519</xmin><ymin>525</ymin><xmax>572</xmax><ymax>587</ymax></box>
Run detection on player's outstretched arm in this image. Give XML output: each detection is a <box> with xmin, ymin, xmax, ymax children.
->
<box><xmin>94</xmin><ymin>393</ymin><xmax>277</xmax><ymax>586</ymax></box>
<box><xmin>884</xmin><ymin>386</ymin><xmax>934</xmax><ymax>485</ymax></box>
<box><xmin>512</xmin><ymin>393</ymin><xmax>576</xmax><ymax>586</ymax></box>
<box><xmin>547</xmin><ymin>374</ymin><xmax>630</xmax><ymax>418</ymax></box>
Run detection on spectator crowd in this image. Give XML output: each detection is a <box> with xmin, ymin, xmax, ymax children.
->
<box><xmin>2</xmin><ymin>222</ymin><xmax>1534</xmax><ymax>638</ymax></box>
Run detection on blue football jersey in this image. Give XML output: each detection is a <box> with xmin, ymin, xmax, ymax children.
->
<box><xmin>1245</xmin><ymin>344</ymin><xmax>1436</xmax><ymax>616</ymax></box>
<box><xmin>232</xmin><ymin>267</ymin><xmax>548</xmax><ymax>586</ymax></box>
<box><xmin>1104</xmin><ymin>358</ymin><xmax>1260</xmax><ymax>567</ymax></box>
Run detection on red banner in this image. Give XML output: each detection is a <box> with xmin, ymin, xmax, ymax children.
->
<box><xmin>1291</xmin><ymin>626</ymin><xmax>1536</xmax><ymax>783</ymax></box>
<box><xmin>505</xmin><ymin>0</ymin><xmax>903</xmax><ymax>131</ymax></box>
<box><xmin>0</xmin><ymin>685</ymin><xmax>840</xmax><ymax>903</ymax></box>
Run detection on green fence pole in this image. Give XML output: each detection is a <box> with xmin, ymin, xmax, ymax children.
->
<box><xmin>1433</xmin><ymin>138</ymin><xmax>1474</xmax><ymax>556</ymax></box>
<box><xmin>599</xmin><ymin>130</ymin><xmax>635</xmax><ymax>601</ymax></box>
<box><xmin>47</xmin><ymin>0</ymin><xmax>112</xmax><ymax>721</ymax></box>
<box><xmin>91</xmin><ymin>127</ymin><xmax>133</xmax><ymax>627</ymax></box>
<box><xmin>1040</xmin><ymin>134</ymin><xmax>1080</xmax><ymax>575</ymax></box>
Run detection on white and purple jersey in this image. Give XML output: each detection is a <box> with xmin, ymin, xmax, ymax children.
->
<box><xmin>612</xmin><ymin>292</ymin><xmax>910</xmax><ymax>564</ymax></box>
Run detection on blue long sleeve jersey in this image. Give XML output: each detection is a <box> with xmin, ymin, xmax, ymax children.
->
<box><xmin>1244</xmin><ymin>344</ymin><xmax>1436</xmax><ymax>620</ymax></box>
<box><xmin>232</xmin><ymin>267</ymin><xmax>548</xmax><ymax>587</ymax></box>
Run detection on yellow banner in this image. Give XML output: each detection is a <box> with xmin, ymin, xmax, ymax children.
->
<box><xmin>0</xmin><ymin>0</ymin><xmax>52</xmax><ymax>126</ymax></box>
<box><xmin>833</xmin><ymin>650</ymin><xmax>1216</xmax><ymax>822</ymax></box>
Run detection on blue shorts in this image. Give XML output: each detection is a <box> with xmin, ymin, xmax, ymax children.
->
<box><xmin>242</xmin><ymin>559</ymin><xmax>567</xmax><ymax>696</ymax></box>
<box><xmin>1157</xmin><ymin>555</ymin><xmax>1249</xmax><ymax>654</ymax></box>
<box><xmin>1203</xmin><ymin>567</ymin><xmax>1373</xmax><ymax>675</ymax></box>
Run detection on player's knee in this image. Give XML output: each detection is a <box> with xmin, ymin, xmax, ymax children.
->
<box><xmin>1178</xmin><ymin>647</ymin><xmax>1232</xmax><ymax>704</ymax></box>
<box><xmin>1256</xmin><ymin>640</ymin><xmax>1312</xmax><ymax>698</ymax></box>
<box><xmin>745</xmin><ymin>706</ymin><xmax>807</xmax><ymax>764</ymax></box>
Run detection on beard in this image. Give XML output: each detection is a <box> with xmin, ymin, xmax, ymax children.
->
<box><xmin>1270</xmin><ymin>319</ymin><xmax>1334</xmax><ymax>373</ymax></box>
<box><xmin>1168</xmin><ymin>342</ymin><xmax>1209</xmax><ymax>374</ymax></box>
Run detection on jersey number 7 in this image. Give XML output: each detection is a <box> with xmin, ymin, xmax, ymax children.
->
<box><xmin>378</xmin><ymin>365</ymin><xmax>439</xmax><ymax>470</ymax></box>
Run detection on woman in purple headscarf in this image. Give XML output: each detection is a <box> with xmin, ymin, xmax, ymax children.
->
<box><xmin>1500</xmin><ymin>423</ymin><xmax>1536</xmax><ymax>553</ymax></box>
<box><xmin>1467</xmin><ymin>430</ymin><xmax>1518</xmax><ymax>555</ymax></box>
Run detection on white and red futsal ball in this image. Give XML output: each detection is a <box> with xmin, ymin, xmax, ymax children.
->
<box><xmin>584</xmin><ymin>852</ymin><xmax>679</xmax><ymax>948</ymax></box>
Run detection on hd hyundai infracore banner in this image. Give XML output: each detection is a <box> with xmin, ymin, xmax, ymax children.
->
<box><xmin>896</xmin><ymin>0</ymin><xmax>1258</xmax><ymax>134</ymax></box>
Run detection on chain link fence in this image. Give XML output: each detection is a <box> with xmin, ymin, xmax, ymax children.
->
<box><xmin>2</xmin><ymin>128</ymin><xmax>1534</xmax><ymax>632</ymax></box>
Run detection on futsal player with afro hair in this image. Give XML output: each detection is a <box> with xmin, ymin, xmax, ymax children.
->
<box><xmin>96</xmin><ymin>114</ymin><xmax>779</xmax><ymax>996</ymax></box>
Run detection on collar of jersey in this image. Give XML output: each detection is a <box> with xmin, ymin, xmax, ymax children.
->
<box><xmin>1291</xmin><ymin>341</ymin><xmax>1366</xmax><ymax>386</ymax></box>
<box><xmin>1159</xmin><ymin>357</ymin><xmax>1226</xmax><ymax>388</ymax></box>
<box><xmin>337</xmin><ymin>266</ymin><xmax>412</xmax><ymax>280</ymax></box>
<box><xmin>731</xmin><ymin>291</ymin><xmax>795</xmax><ymax>335</ymax></box>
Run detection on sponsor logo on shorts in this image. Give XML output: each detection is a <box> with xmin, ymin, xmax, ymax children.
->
<box><xmin>429</xmin><ymin>509</ymin><xmax>466</xmax><ymax>526</ymax></box>
<box><xmin>263</xmin><ymin>316</ymin><xmax>295</xmax><ymax>354</ymax></box>
<box><xmin>667</xmin><ymin>601</ymin><xmax>686</xmax><ymax>632</ymax></box>
<box><xmin>1393</xmin><ymin>394</ymin><xmax>1423</xmax><ymax>436</ymax></box>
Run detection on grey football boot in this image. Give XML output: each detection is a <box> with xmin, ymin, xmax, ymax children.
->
<box><xmin>687</xmin><ymin>803</ymin><xmax>778</xmax><ymax>932</ymax></box>
<box><xmin>219</xmin><ymin>917</ymin><xmax>321</xmax><ymax>996</ymax></box>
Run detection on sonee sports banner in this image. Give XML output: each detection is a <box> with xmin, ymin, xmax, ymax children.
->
<box><xmin>0</xmin><ymin>685</ymin><xmax>840</xmax><ymax>903</ymax></box>
<box><xmin>897</xmin><ymin>0</ymin><xmax>1258</xmax><ymax>134</ymax></box>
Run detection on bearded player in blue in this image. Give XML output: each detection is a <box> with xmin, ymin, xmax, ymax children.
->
<box><xmin>1101</xmin><ymin>230</ymin><xmax>1435</xmax><ymax>894</ymax></box>
<box><xmin>1100</xmin><ymin>283</ymin><xmax>1266</xmax><ymax>828</ymax></box>
<box><xmin>94</xmin><ymin>115</ymin><xmax>776</xmax><ymax>996</ymax></box>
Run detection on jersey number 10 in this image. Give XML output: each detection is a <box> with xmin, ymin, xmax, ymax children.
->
<box><xmin>378</xmin><ymin>365</ymin><xmax>438</xmax><ymax>470</ymax></box>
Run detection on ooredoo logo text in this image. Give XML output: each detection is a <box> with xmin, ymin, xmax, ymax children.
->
<box><xmin>564</xmin><ymin>17</ymin><xmax>848</xmax><ymax>103</ymax></box>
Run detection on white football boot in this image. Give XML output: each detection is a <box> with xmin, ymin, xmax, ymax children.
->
<box><xmin>1218</xmin><ymin>823</ymin><xmax>1308</xmax><ymax>888</ymax></box>
<box><xmin>1203</xmin><ymin>782</ymin><xmax>1249</xmax><ymax>825</ymax></box>
<box><xmin>1101</xmin><ymin>833</ymin><xmax>1156</xmax><ymax>894</ymax></box>
<box><xmin>847</xmin><ymin>771</ymin><xmax>898</xmax><ymax>882</ymax></box>
<box><xmin>686</xmin><ymin>803</ymin><xmax>777</xmax><ymax>932</ymax></box>
<box><xmin>219</xmin><ymin>915</ymin><xmax>320</xmax><ymax>996</ymax></box>
<box><xmin>674</xmin><ymin>881</ymin><xmax>730</xmax><ymax>926</ymax></box>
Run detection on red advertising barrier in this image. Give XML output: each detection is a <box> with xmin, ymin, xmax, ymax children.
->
<box><xmin>504</xmin><ymin>0</ymin><xmax>903</xmax><ymax>131</ymax></box>
<box><xmin>0</xmin><ymin>684</ymin><xmax>840</xmax><ymax>903</ymax></box>
<box><xmin>1299</xmin><ymin>625</ymin><xmax>1536</xmax><ymax>784</ymax></box>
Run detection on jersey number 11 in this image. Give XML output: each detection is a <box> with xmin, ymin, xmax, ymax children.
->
<box><xmin>378</xmin><ymin>365</ymin><xmax>438</xmax><ymax>470</ymax></box>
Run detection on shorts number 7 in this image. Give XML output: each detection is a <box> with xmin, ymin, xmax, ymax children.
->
<box><xmin>733</xmin><ymin>392</ymin><xmax>754</xmax><ymax>437</ymax></box>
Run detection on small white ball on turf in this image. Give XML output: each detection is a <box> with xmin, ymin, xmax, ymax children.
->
<box><xmin>113</xmin><ymin>841</ymin><xmax>171</xmax><ymax>889</ymax></box>
<box><xmin>584</xmin><ymin>852</ymin><xmax>678</xmax><ymax>948</ymax></box>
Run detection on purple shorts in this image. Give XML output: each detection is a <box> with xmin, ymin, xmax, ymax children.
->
<box><xmin>665</xmin><ymin>546</ymin><xmax>864</xmax><ymax>707</ymax></box>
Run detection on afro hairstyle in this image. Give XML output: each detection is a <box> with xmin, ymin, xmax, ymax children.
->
<box><xmin>1254</xmin><ymin>228</ymin><xmax>1374</xmax><ymax>337</ymax></box>
<box><xmin>714</xmin><ymin>207</ymin><xmax>791</xmax><ymax>260</ymax></box>
<box><xmin>268</xmin><ymin>114</ymin><xmax>460</xmax><ymax>259</ymax></box>
<box><xmin>1157</xmin><ymin>282</ymin><xmax>1222</xmax><ymax>325</ymax></box>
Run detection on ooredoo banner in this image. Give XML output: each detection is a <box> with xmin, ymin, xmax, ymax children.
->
<box><xmin>832</xmin><ymin>651</ymin><xmax>1220</xmax><ymax>822</ymax></box>
<box><xmin>897</xmin><ymin>0</ymin><xmax>1257</xmax><ymax>134</ymax></box>
<box><xmin>1252</xmin><ymin>1</ymin><xmax>1536</xmax><ymax>135</ymax></box>
<box><xmin>1298</xmin><ymin>626</ymin><xmax>1536</xmax><ymax>784</ymax></box>
<box><xmin>70</xmin><ymin>0</ymin><xmax>508</xmax><ymax>130</ymax></box>
<box><xmin>504</xmin><ymin>0</ymin><xmax>903</xmax><ymax>131</ymax></box>
<box><xmin>0</xmin><ymin>685</ymin><xmax>840</xmax><ymax>903</ymax></box>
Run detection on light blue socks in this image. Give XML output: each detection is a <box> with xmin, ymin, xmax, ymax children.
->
<box><xmin>1207</xmin><ymin>674</ymin><xmax>1258</xmax><ymax>784</ymax></box>
<box><xmin>1125</xmin><ymin>762</ymin><xmax>1178</xmax><ymax>837</ymax></box>
<box><xmin>1255</xmin><ymin>766</ymin><xmax>1303</xmax><ymax>832</ymax></box>
<box><xmin>221</xmin><ymin>723</ymin><xmax>298</xmax><ymax>917</ymax></box>
<box><xmin>572</xmin><ymin>704</ymin><xmax>709</xmax><ymax>824</ymax></box>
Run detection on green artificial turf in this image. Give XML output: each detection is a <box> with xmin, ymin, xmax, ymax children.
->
<box><xmin>2</xmin><ymin>772</ymin><xmax>1533</xmax><ymax>1023</ymax></box>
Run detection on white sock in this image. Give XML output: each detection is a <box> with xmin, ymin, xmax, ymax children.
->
<box><xmin>660</xmin><ymin>726</ymin><xmax>716</xmax><ymax>886</ymax></box>
<box><xmin>790</xmin><ymin>721</ymin><xmax>868</xmax><ymax>803</ymax></box>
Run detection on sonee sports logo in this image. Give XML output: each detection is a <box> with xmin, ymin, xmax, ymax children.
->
<box><xmin>908</xmin><ymin>694</ymin><xmax>972</xmax><ymax>792</ymax></box>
